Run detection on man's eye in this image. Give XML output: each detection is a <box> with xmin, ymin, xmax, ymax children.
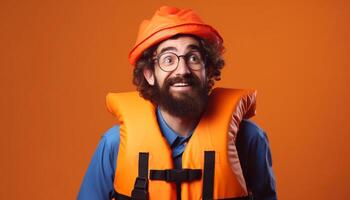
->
<box><xmin>162</xmin><ymin>56</ymin><xmax>174</xmax><ymax>65</ymax></box>
<box><xmin>188</xmin><ymin>54</ymin><xmax>200</xmax><ymax>63</ymax></box>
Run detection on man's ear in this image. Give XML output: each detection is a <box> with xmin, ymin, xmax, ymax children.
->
<box><xmin>143</xmin><ymin>67</ymin><xmax>155</xmax><ymax>86</ymax></box>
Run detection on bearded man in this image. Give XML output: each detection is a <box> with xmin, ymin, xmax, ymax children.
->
<box><xmin>78</xmin><ymin>6</ymin><xmax>277</xmax><ymax>200</ymax></box>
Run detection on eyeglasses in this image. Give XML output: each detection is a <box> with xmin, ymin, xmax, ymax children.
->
<box><xmin>154</xmin><ymin>51</ymin><xmax>206</xmax><ymax>72</ymax></box>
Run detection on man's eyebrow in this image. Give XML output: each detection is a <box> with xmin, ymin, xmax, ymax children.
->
<box><xmin>158</xmin><ymin>44</ymin><xmax>201</xmax><ymax>55</ymax></box>
<box><xmin>159</xmin><ymin>46</ymin><xmax>177</xmax><ymax>54</ymax></box>
<box><xmin>187</xmin><ymin>44</ymin><xmax>200</xmax><ymax>51</ymax></box>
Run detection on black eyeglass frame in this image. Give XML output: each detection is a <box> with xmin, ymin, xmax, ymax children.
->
<box><xmin>153</xmin><ymin>51</ymin><xmax>207</xmax><ymax>72</ymax></box>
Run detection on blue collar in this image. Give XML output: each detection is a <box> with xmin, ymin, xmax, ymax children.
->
<box><xmin>156</xmin><ymin>107</ymin><xmax>193</xmax><ymax>148</ymax></box>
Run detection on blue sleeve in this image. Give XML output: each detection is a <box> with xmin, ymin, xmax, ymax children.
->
<box><xmin>236</xmin><ymin>120</ymin><xmax>277</xmax><ymax>200</ymax></box>
<box><xmin>77</xmin><ymin>125</ymin><xmax>120</xmax><ymax>200</ymax></box>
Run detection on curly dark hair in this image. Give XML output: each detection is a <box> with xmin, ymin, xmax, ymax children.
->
<box><xmin>132</xmin><ymin>34</ymin><xmax>225</xmax><ymax>103</ymax></box>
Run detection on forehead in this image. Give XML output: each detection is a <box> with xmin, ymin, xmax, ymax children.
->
<box><xmin>156</xmin><ymin>36</ymin><xmax>200</xmax><ymax>53</ymax></box>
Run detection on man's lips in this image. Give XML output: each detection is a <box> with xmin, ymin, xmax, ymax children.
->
<box><xmin>169</xmin><ymin>81</ymin><xmax>193</xmax><ymax>92</ymax></box>
<box><xmin>165</xmin><ymin>75</ymin><xmax>198</xmax><ymax>90</ymax></box>
<box><xmin>172</xmin><ymin>82</ymin><xmax>190</xmax><ymax>87</ymax></box>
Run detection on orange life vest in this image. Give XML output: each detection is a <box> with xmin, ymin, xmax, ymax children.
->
<box><xmin>106</xmin><ymin>88</ymin><xmax>257</xmax><ymax>200</ymax></box>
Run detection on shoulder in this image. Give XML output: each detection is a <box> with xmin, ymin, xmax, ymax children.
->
<box><xmin>95</xmin><ymin>125</ymin><xmax>121</xmax><ymax>174</ymax></box>
<box><xmin>102</xmin><ymin>125</ymin><xmax>120</xmax><ymax>145</ymax></box>
<box><xmin>97</xmin><ymin>125</ymin><xmax>120</xmax><ymax>162</ymax></box>
<box><xmin>238</xmin><ymin>119</ymin><xmax>267</xmax><ymax>141</ymax></box>
<box><xmin>237</xmin><ymin>120</ymin><xmax>277</xmax><ymax>199</ymax></box>
<box><xmin>77</xmin><ymin>125</ymin><xmax>121</xmax><ymax>199</ymax></box>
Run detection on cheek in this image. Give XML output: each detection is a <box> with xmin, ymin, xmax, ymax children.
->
<box><xmin>154</xmin><ymin>68</ymin><xmax>168</xmax><ymax>86</ymax></box>
<box><xmin>195</xmin><ymin>69</ymin><xmax>207</xmax><ymax>84</ymax></box>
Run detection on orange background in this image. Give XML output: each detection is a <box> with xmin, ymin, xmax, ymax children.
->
<box><xmin>1</xmin><ymin>0</ymin><xmax>349</xmax><ymax>199</ymax></box>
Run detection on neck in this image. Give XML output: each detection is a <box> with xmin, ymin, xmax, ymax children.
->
<box><xmin>159</xmin><ymin>107</ymin><xmax>201</xmax><ymax>136</ymax></box>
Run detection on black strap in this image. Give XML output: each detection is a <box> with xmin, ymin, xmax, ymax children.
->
<box><xmin>115</xmin><ymin>151</ymin><xmax>252</xmax><ymax>200</ymax></box>
<box><xmin>150</xmin><ymin>168</ymin><xmax>202</xmax><ymax>182</ymax></box>
<box><xmin>138</xmin><ymin>152</ymin><xmax>149</xmax><ymax>178</ymax></box>
<box><xmin>202</xmin><ymin>151</ymin><xmax>215</xmax><ymax>200</ymax></box>
<box><xmin>113</xmin><ymin>190</ymin><xmax>252</xmax><ymax>200</ymax></box>
<box><xmin>131</xmin><ymin>152</ymin><xmax>149</xmax><ymax>200</ymax></box>
<box><xmin>113</xmin><ymin>191</ymin><xmax>131</xmax><ymax>200</ymax></box>
<box><xmin>217</xmin><ymin>196</ymin><xmax>253</xmax><ymax>200</ymax></box>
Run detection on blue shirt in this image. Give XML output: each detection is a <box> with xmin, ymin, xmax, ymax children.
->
<box><xmin>78</xmin><ymin>109</ymin><xmax>276</xmax><ymax>200</ymax></box>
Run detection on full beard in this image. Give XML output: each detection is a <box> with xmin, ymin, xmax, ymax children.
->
<box><xmin>152</xmin><ymin>73</ymin><xmax>209</xmax><ymax>119</ymax></box>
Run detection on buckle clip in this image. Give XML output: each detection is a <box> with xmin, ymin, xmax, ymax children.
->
<box><xmin>133</xmin><ymin>177</ymin><xmax>148</xmax><ymax>189</ymax></box>
<box><xmin>165</xmin><ymin>169</ymin><xmax>188</xmax><ymax>182</ymax></box>
<box><xmin>131</xmin><ymin>177</ymin><xmax>148</xmax><ymax>200</ymax></box>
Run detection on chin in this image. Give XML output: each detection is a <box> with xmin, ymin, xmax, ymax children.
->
<box><xmin>170</xmin><ymin>89</ymin><xmax>195</xmax><ymax>99</ymax></box>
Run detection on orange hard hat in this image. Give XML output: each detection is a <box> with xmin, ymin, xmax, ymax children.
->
<box><xmin>128</xmin><ymin>6</ymin><xmax>223</xmax><ymax>65</ymax></box>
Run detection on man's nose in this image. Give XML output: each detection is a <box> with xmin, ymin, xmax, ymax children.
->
<box><xmin>174</xmin><ymin>57</ymin><xmax>191</xmax><ymax>75</ymax></box>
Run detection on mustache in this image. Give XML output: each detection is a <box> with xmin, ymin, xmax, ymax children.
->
<box><xmin>164</xmin><ymin>74</ymin><xmax>201</xmax><ymax>88</ymax></box>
